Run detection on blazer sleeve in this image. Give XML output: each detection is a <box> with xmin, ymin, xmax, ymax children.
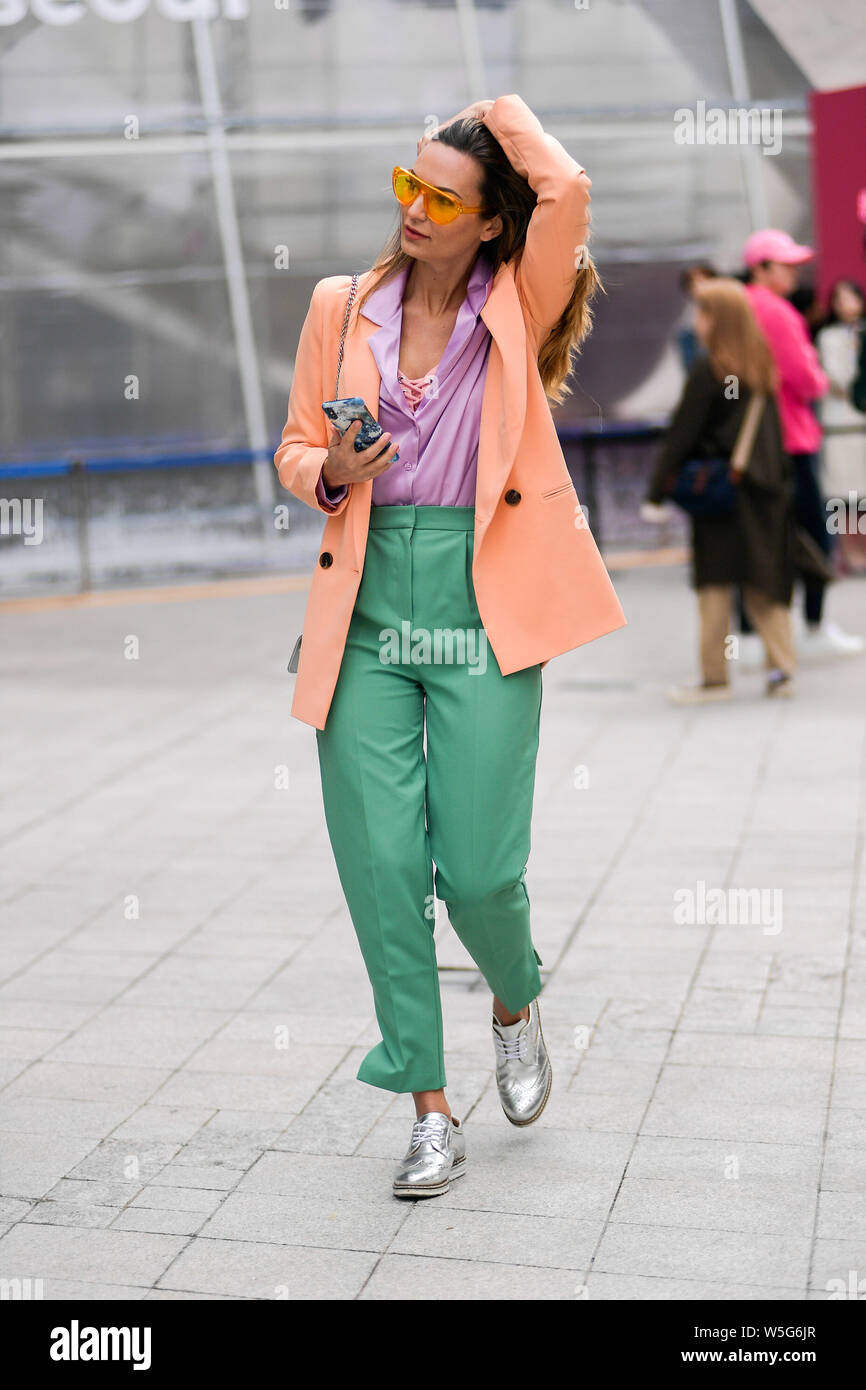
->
<box><xmin>274</xmin><ymin>279</ymin><xmax>352</xmax><ymax>516</ymax></box>
<box><xmin>480</xmin><ymin>94</ymin><xmax>591</xmax><ymax>333</ymax></box>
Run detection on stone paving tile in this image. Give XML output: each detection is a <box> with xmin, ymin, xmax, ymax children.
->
<box><xmin>129</xmin><ymin>1185</ymin><xmax>224</xmax><ymax>1215</ymax></box>
<box><xmin>153</xmin><ymin>1237</ymin><xmax>377</xmax><ymax>1299</ymax></box>
<box><xmin>179</xmin><ymin>1038</ymin><xmax>346</xmax><ymax>1080</ymax></box>
<box><xmin>145</xmin><ymin>1290</ymin><xmax>248</xmax><ymax>1300</ymax></box>
<box><xmin>652</xmin><ymin>1063</ymin><xmax>831</xmax><ymax>1109</ymax></box>
<box><xmin>807</xmin><ymin>1238</ymin><xmax>866</xmax><ymax>1295</ymax></box>
<box><xmin>583</xmin><ymin>1272</ymin><xmax>805</xmax><ymax>1300</ymax></box>
<box><xmin>44</xmin><ymin>1178</ymin><xmax>146</xmax><ymax>1207</ymax></box>
<box><xmin>109</xmin><ymin>1105</ymin><xmax>218</xmax><ymax>1144</ymax></box>
<box><xmin>199</xmin><ymin>1188</ymin><xmax>404</xmax><ymax>1252</ymax></box>
<box><xmin>756</xmin><ymin>1007</ymin><xmax>841</xmax><ymax>1038</ymax></box>
<box><xmin>592</xmin><ymin>1222</ymin><xmax>812</xmax><ymax>1288</ymax></box>
<box><xmin>0</xmin><ymin>1196</ymin><xmax>34</xmax><ymax>1221</ymax></box>
<box><xmin>145</xmin><ymin>1164</ymin><xmax>245</xmax><ymax>1193</ymax></box>
<box><xmin>48</xmin><ymin>1006</ymin><xmax>234</xmax><ymax>1069</ymax></box>
<box><xmin>610</xmin><ymin>1175</ymin><xmax>817</xmax><ymax>1238</ymax></box>
<box><xmin>820</xmin><ymin>1144</ymin><xmax>866</xmax><ymax>1192</ymax></box>
<box><xmin>390</xmin><ymin>1206</ymin><xmax>599</xmax><ymax>1270</ymax></box>
<box><xmin>22</xmin><ymin>1202</ymin><xmax>119</xmax><ymax>1229</ymax></box>
<box><xmin>641</xmin><ymin>1098</ymin><xmax>826</xmax><ymax>1146</ymax></box>
<box><xmin>0</xmin><ymin>1028</ymin><xmax>69</xmax><ymax>1060</ymax></box>
<box><xmin>826</xmin><ymin>1108</ymin><xmax>866</xmax><ymax>1144</ymax></box>
<box><xmin>1</xmin><ymin>1061</ymin><xmax>171</xmax><ymax>1104</ymax></box>
<box><xmin>667</xmin><ymin>1032</ymin><xmax>835</xmax><ymax>1071</ymax></box>
<box><xmin>111</xmin><ymin>1207</ymin><xmax>212</xmax><ymax>1236</ymax></box>
<box><xmin>816</xmin><ymin>1191</ymin><xmax>866</xmax><ymax>1241</ymax></box>
<box><xmin>218</xmin><ymin>1009</ymin><xmax>371</xmax><ymax>1047</ymax></box>
<box><xmin>422</xmin><ymin>1163</ymin><xmax>620</xmax><ymax>1223</ymax></box>
<box><xmin>626</xmin><ymin>1134</ymin><xmax>822</xmax><ymax>1184</ymax></box>
<box><xmin>359</xmin><ymin>1252</ymin><xmax>581</xmax><ymax>1299</ymax></box>
<box><xmin>0</xmin><ymin>1096</ymin><xmax>140</xmax><ymax>1138</ymax></box>
<box><xmin>66</xmin><ymin>1139</ymin><xmax>182</xmax><ymax>1185</ymax></box>
<box><xmin>37</xmin><ymin>1280</ymin><xmax>152</xmax><ymax>1301</ymax></box>
<box><xmin>471</xmin><ymin>1082</ymin><xmax>649</xmax><ymax>1133</ymax></box>
<box><xmin>0</xmin><ymin>1133</ymin><xmax>103</xmax><ymax>1201</ymax></box>
<box><xmin>148</xmin><ymin>1069</ymin><xmax>326</xmax><ymax>1113</ymax></box>
<box><xmin>0</xmin><ymin>1060</ymin><xmax>32</xmax><ymax>1088</ymax></box>
<box><xmin>0</xmin><ymin>1223</ymin><xmax>187</xmax><ymax>1286</ymax></box>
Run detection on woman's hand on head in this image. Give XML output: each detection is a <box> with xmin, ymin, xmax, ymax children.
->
<box><xmin>417</xmin><ymin>100</ymin><xmax>495</xmax><ymax>153</ymax></box>
<box><xmin>322</xmin><ymin>421</ymin><xmax>398</xmax><ymax>489</ymax></box>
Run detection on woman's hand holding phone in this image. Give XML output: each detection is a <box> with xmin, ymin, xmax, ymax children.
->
<box><xmin>322</xmin><ymin>419</ymin><xmax>398</xmax><ymax>489</ymax></box>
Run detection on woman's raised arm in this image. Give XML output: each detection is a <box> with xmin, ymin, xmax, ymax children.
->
<box><xmin>480</xmin><ymin>94</ymin><xmax>592</xmax><ymax>332</ymax></box>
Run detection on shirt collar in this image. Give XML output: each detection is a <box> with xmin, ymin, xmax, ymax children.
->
<box><xmin>362</xmin><ymin>251</ymin><xmax>494</xmax><ymax>326</ymax></box>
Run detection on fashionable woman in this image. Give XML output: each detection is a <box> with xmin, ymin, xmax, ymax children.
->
<box><xmin>642</xmin><ymin>277</ymin><xmax>797</xmax><ymax>702</ymax></box>
<box><xmin>816</xmin><ymin>280</ymin><xmax>866</xmax><ymax>574</ymax></box>
<box><xmin>274</xmin><ymin>94</ymin><xmax>626</xmax><ymax>1199</ymax></box>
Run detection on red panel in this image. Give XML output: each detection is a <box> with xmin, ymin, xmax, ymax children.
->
<box><xmin>810</xmin><ymin>84</ymin><xmax>866</xmax><ymax>304</ymax></box>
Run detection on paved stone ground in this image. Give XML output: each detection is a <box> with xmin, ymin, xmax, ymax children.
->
<box><xmin>1</xmin><ymin>563</ymin><xmax>864</xmax><ymax>1302</ymax></box>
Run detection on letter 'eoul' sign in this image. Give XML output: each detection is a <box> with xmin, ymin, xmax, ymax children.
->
<box><xmin>0</xmin><ymin>0</ymin><xmax>249</xmax><ymax>25</ymax></box>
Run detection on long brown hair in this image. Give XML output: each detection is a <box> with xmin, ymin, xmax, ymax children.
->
<box><xmin>694</xmin><ymin>277</ymin><xmax>778</xmax><ymax>394</ymax></box>
<box><xmin>353</xmin><ymin>115</ymin><xmax>602</xmax><ymax>406</ymax></box>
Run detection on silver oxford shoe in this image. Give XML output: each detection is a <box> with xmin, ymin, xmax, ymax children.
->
<box><xmin>392</xmin><ymin>1112</ymin><xmax>466</xmax><ymax>1199</ymax></box>
<box><xmin>492</xmin><ymin>997</ymin><xmax>552</xmax><ymax>1126</ymax></box>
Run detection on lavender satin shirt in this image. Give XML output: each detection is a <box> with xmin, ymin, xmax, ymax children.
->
<box><xmin>315</xmin><ymin>251</ymin><xmax>495</xmax><ymax>510</ymax></box>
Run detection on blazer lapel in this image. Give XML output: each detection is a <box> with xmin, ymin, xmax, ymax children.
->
<box><xmin>476</xmin><ymin>264</ymin><xmax>527</xmax><ymax>545</ymax></box>
<box><xmin>340</xmin><ymin>262</ymin><xmax>528</xmax><ymax>571</ymax></box>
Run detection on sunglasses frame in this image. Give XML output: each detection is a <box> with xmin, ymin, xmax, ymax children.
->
<box><xmin>392</xmin><ymin>165</ymin><xmax>485</xmax><ymax>225</ymax></box>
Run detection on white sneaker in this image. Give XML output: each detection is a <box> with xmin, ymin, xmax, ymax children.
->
<box><xmin>799</xmin><ymin>621</ymin><xmax>865</xmax><ymax>658</ymax></box>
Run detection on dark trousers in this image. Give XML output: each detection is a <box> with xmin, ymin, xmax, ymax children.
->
<box><xmin>738</xmin><ymin>449</ymin><xmax>832</xmax><ymax>631</ymax></box>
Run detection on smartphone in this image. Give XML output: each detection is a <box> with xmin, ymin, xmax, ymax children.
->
<box><xmin>321</xmin><ymin>397</ymin><xmax>398</xmax><ymax>460</ymax></box>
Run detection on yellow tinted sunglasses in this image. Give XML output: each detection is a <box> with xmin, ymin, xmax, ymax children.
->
<box><xmin>392</xmin><ymin>166</ymin><xmax>484</xmax><ymax>225</ymax></box>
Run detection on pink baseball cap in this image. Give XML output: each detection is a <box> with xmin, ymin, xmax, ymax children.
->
<box><xmin>743</xmin><ymin>228</ymin><xmax>814</xmax><ymax>267</ymax></box>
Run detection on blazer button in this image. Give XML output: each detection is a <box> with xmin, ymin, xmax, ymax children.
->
<box><xmin>319</xmin><ymin>551</ymin><xmax>333</xmax><ymax>568</ymax></box>
<box><xmin>504</xmin><ymin>489</ymin><xmax>522</xmax><ymax>505</ymax></box>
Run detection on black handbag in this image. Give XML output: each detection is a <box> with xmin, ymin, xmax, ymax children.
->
<box><xmin>666</xmin><ymin>393</ymin><xmax>766</xmax><ymax>519</ymax></box>
<box><xmin>287</xmin><ymin>274</ymin><xmax>359</xmax><ymax>675</ymax></box>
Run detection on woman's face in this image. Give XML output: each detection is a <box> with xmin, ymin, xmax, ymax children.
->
<box><xmin>399</xmin><ymin>145</ymin><xmax>502</xmax><ymax>264</ymax></box>
<box><xmin>833</xmin><ymin>283</ymin><xmax>864</xmax><ymax>323</ymax></box>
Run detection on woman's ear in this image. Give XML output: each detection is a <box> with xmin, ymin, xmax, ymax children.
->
<box><xmin>481</xmin><ymin>213</ymin><xmax>503</xmax><ymax>242</ymax></box>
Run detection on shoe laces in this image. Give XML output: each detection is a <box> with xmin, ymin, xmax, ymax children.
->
<box><xmin>411</xmin><ymin>1114</ymin><xmax>449</xmax><ymax>1148</ymax></box>
<box><xmin>493</xmin><ymin>1023</ymin><xmax>527</xmax><ymax>1062</ymax></box>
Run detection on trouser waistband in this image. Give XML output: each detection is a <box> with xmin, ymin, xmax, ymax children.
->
<box><xmin>368</xmin><ymin>505</ymin><xmax>475</xmax><ymax>531</ymax></box>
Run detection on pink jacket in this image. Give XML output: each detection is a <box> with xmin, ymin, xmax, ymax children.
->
<box><xmin>274</xmin><ymin>94</ymin><xmax>627</xmax><ymax>731</ymax></box>
<box><xmin>745</xmin><ymin>283</ymin><xmax>829</xmax><ymax>454</ymax></box>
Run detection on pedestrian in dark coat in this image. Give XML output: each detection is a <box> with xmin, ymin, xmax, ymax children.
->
<box><xmin>642</xmin><ymin>277</ymin><xmax>798</xmax><ymax>701</ymax></box>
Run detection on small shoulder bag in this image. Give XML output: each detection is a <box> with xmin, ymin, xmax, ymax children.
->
<box><xmin>287</xmin><ymin>274</ymin><xmax>359</xmax><ymax>674</ymax></box>
<box><xmin>666</xmin><ymin>392</ymin><xmax>766</xmax><ymax>519</ymax></box>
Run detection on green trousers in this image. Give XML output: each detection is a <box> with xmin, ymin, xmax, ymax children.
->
<box><xmin>315</xmin><ymin>505</ymin><xmax>544</xmax><ymax>1094</ymax></box>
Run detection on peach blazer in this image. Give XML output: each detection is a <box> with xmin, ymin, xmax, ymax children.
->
<box><xmin>274</xmin><ymin>94</ymin><xmax>627</xmax><ymax>732</ymax></box>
